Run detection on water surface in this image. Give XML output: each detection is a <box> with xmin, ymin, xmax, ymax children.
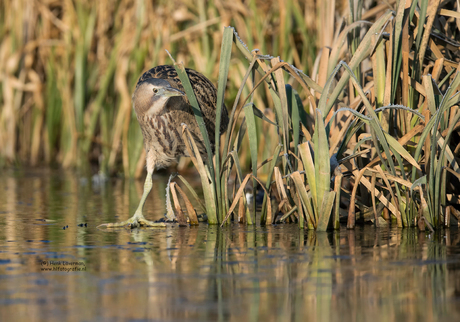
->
<box><xmin>0</xmin><ymin>169</ymin><xmax>460</xmax><ymax>321</ymax></box>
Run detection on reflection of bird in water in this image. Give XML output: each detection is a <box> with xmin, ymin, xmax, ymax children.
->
<box><xmin>101</xmin><ymin>65</ymin><xmax>228</xmax><ymax>228</ymax></box>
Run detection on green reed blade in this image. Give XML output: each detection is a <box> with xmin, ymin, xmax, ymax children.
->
<box><xmin>181</xmin><ymin>124</ymin><xmax>217</xmax><ymax>224</ymax></box>
<box><xmin>222</xmin><ymin>56</ymin><xmax>257</xmax><ymax>160</ymax></box>
<box><xmin>45</xmin><ymin>55</ymin><xmax>62</xmax><ymax>161</ymax></box>
<box><xmin>317</xmin><ymin>191</ymin><xmax>336</xmax><ymax>231</ymax></box>
<box><xmin>313</xmin><ymin>109</ymin><xmax>331</xmax><ymax>221</ymax></box>
<box><xmin>383</xmin><ymin>133</ymin><xmax>420</xmax><ymax>171</ymax></box>
<box><xmin>391</xmin><ymin>0</ymin><xmax>406</xmax><ymax>103</ymax></box>
<box><xmin>172</xmin><ymin>58</ymin><xmax>216</xmax><ymax>207</ymax></box>
<box><xmin>214</xmin><ymin>26</ymin><xmax>233</xmax><ymax>222</ymax></box>
<box><xmin>412</xmin><ymin>0</ymin><xmax>428</xmax><ymax>73</ymax></box>
<box><xmin>173</xmin><ymin>61</ymin><xmax>214</xmax><ymax>171</ymax></box>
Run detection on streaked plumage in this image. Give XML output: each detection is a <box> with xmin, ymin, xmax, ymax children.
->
<box><xmin>133</xmin><ymin>65</ymin><xmax>228</xmax><ymax>171</ymax></box>
<box><xmin>100</xmin><ymin>65</ymin><xmax>228</xmax><ymax>228</ymax></box>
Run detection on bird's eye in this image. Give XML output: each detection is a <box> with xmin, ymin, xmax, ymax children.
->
<box><xmin>153</xmin><ymin>88</ymin><xmax>158</xmax><ymax>94</ymax></box>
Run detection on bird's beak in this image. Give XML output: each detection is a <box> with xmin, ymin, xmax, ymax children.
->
<box><xmin>162</xmin><ymin>87</ymin><xmax>185</xmax><ymax>97</ymax></box>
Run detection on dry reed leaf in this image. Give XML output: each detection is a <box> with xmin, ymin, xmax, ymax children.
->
<box><xmin>173</xmin><ymin>183</ymin><xmax>199</xmax><ymax>225</ymax></box>
<box><xmin>222</xmin><ymin>173</ymin><xmax>251</xmax><ymax>226</ymax></box>
<box><xmin>170</xmin><ymin>182</ymin><xmax>188</xmax><ymax>226</ymax></box>
<box><xmin>274</xmin><ymin>167</ymin><xmax>291</xmax><ymax>214</ymax></box>
<box><xmin>373</xmin><ymin>165</ymin><xmax>402</xmax><ymax>227</ymax></box>
<box><xmin>351</xmin><ymin>168</ymin><xmax>398</xmax><ymax>216</ymax></box>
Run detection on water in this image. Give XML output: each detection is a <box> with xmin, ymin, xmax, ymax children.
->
<box><xmin>0</xmin><ymin>169</ymin><xmax>460</xmax><ymax>321</ymax></box>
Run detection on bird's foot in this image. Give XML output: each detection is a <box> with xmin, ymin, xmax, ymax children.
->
<box><xmin>97</xmin><ymin>212</ymin><xmax>166</xmax><ymax>229</ymax></box>
<box><xmin>154</xmin><ymin>216</ymin><xmax>178</xmax><ymax>223</ymax></box>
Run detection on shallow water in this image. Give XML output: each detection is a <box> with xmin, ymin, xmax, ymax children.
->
<box><xmin>0</xmin><ymin>169</ymin><xmax>460</xmax><ymax>322</ymax></box>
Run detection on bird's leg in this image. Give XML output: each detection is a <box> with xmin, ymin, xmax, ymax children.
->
<box><xmin>98</xmin><ymin>171</ymin><xmax>165</xmax><ymax>228</ymax></box>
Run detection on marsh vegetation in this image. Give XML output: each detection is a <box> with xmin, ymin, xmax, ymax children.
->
<box><xmin>1</xmin><ymin>0</ymin><xmax>460</xmax><ymax>230</ymax></box>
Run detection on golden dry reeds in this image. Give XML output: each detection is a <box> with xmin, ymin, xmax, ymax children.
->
<box><xmin>0</xmin><ymin>0</ymin><xmax>320</xmax><ymax>176</ymax></box>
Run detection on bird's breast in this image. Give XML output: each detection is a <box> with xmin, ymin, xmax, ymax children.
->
<box><xmin>137</xmin><ymin>114</ymin><xmax>186</xmax><ymax>169</ymax></box>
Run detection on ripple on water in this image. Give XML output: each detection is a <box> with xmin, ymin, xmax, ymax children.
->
<box><xmin>0</xmin><ymin>170</ymin><xmax>459</xmax><ymax>321</ymax></box>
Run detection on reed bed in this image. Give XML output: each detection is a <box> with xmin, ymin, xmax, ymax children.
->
<box><xmin>0</xmin><ymin>0</ymin><xmax>318</xmax><ymax>176</ymax></box>
<box><xmin>168</xmin><ymin>0</ymin><xmax>460</xmax><ymax>230</ymax></box>
<box><xmin>1</xmin><ymin>0</ymin><xmax>460</xmax><ymax>229</ymax></box>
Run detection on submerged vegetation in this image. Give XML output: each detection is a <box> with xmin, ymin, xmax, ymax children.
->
<box><xmin>1</xmin><ymin>0</ymin><xmax>460</xmax><ymax>230</ymax></box>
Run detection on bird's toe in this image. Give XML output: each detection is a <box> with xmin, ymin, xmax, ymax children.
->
<box><xmin>138</xmin><ymin>218</ymin><xmax>166</xmax><ymax>227</ymax></box>
<box><xmin>97</xmin><ymin>214</ymin><xmax>166</xmax><ymax>229</ymax></box>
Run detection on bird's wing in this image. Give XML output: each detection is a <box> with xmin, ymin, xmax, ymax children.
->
<box><xmin>137</xmin><ymin>65</ymin><xmax>229</xmax><ymax>140</ymax></box>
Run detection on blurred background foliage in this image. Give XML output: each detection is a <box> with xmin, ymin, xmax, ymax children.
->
<box><xmin>0</xmin><ymin>0</ymin><xmax>341</xmax><ymax>177</ymax></box>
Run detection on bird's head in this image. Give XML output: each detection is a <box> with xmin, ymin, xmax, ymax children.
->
<box><xmin>132</xmin><ymin>78</ymin><xmax>185</xmax><ymax>116</ymax></box>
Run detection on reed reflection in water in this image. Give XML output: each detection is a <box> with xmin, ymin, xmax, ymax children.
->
<box><xmin>0</xmin><ymin>170</ymin><xmax>460</xmax><ymax>322</ymax></box>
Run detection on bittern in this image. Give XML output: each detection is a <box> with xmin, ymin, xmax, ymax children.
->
<box><xmin>103</xmin><ymin>65</ymin><xmax>228</xmax><ymax>228</ymax></box>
